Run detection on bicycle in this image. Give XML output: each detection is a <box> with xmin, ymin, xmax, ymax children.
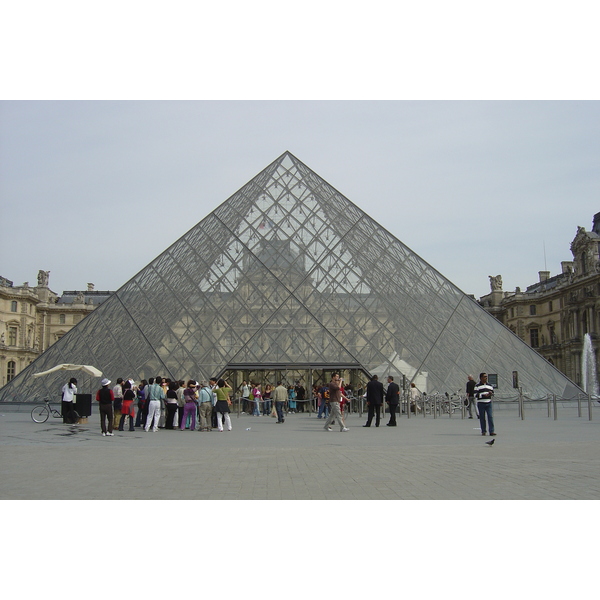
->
<box><xmin>31</xmin><ymin>397</ymin><xmax>73</xmax><ymax>423</ymax></box>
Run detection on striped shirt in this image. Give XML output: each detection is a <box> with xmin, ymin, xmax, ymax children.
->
<box><xmin>474</xmin><ymin>382</ymin><xmax>494</xmax><ymax>402</ymax></box>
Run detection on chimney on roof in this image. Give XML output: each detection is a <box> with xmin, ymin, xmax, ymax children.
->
<box><xmin>539</xmin><ymin>271</ymin><xmax>550</xmax><ymax>283</ymax></box>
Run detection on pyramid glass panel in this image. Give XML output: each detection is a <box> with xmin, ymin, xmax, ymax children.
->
<box><xmin>0</xmin><ymin>151</ymin><xmax>580</xmax><ymax>401</ymax></box>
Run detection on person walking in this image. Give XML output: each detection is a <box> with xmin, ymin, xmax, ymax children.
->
<box><xmin>96</xmin><ymin>378</ymin><xmax>114</xmax><ymax>436</ymax></box>
<box><xmin>385</xmin><ymin>375</ymin><xmax>400</xmax><ymax>426</ymax></box>
<box><xmin>272</xmin><ymin>381</ymin><xmax>288</xmax><ymax>424</ymax></box>
<box><xmin>145</xmin><ymin>376</ymin><xmax>165</xmax><ymax>432</ymax></box>
<box><xmin>466</xmin><ymin>374</ymin><xmax>477</xmax><ymax>419</ymax></box>
<box><xmin>363</xmin><ymin>374</ymin><xmax>384</xmax><ymax>427</ymax></box>
<box><xmin>475</xmin><ymin>372</ymin><xmax>496</xmax><ymax>436</ymax></box>
<box><xmin>61</xmin><ymin>377</ymin><xmax>78</xmax><ymax>424</ymax></box>
<box><xmin>323</xmin><ymin>373</ymin><xmax>349</xmax><ymax>432</ymax></box>
<box><xmin>197</xmin><ymin>381</ymin><xmax>213</xmax><ymax>431</ymax></box>
<box><xmin>409</xmin><ymin>382</ymin><xmax>421</xmax><ymax>414</ymax></box>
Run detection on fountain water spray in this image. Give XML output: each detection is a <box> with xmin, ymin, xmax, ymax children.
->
<box><xmin>581</xmin><ymin>333</ymin><xmax>599</xmax><ymax>396</ymax></box>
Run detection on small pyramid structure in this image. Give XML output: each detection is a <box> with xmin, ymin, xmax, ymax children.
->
<box><xmin>0</xmin><ymin>152</ymin><xmax>579</xmax><ymax>400</ymax></box>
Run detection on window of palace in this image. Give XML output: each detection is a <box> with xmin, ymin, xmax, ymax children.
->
<box><xmin>7</xmin><ymin>361</ymin><xmax>16</xmax><ymax>382</ymax></box>
<box><xmin>10</xmin><ymin>300</ymin><xmax>17</xmax><ymax>312</ymax></box>
<box><xmin>8</xmin><ymin>326</ymin><xmax>17</xmax><ymax>346</ymax></box>
<box><xmin>530</xmin><ymin>328</ymin><xmax>539</xmax><ymax>348</ymax></box>
<box><xmin>59</xmin><ymin>314</ymin><xmax>66</xmax><ymax>325</ymax></box>
<box><xmin>529</xmin><ymin>305</ymin><xmax>537</xmax><ymax>316</ymax></box>
<box><xmin>549</xmin><ymin>301</ymin><xmax>553</xmax><ymax>312</ymax></box>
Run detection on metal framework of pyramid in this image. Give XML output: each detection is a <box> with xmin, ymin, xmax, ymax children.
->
<box><xmin>0</xmin><ymin>151</ymin><xmax>580</xmax><ymax>401</ymax></box>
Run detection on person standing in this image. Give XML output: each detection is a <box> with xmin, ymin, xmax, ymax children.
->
<box><xmin>262</xmin><ymin>384</ymin><xmax>272</xmax><ymax>416</ymax></box>
<box><xmin>465</xmin><ymin>374</ymin><xmax>477</xmax><ymax>419</ymax></box>
<box><xmin>165</xmin><ymin>381</ymin><xmax>179</xmax><ymax>429</ymax></box>
<box><xmin>240</xmin><ymin>380</ymin><xmax>251</xmax><ymax>414</ymax></box>
<box><xmin>176</xmin><ymin>379</ymin><xmax>186</xmax><ymax>428</ymax></box>
<box><xmin>474</xmin><ymin>372</ymin><xmax>496</xmax><ymax>436</ymax></box>
<box><xmin>323</xmin><ymin>373</ymin><xmax>349</xmax><ymax>432</ymax></box>
<box><xmin>363</xmin><ymin>374</ymin><xmax>384</xmax><ymax>427</ymax></box>
<box><xmin>118</xmin><ymin>380</ymin><xmax>136</xmax><ymax>431</ymax></box>
<box><xmin>209</xmin><ymin>377</ymin><xmax>219</xmax><ymax>429</ymax></box>
<box><xmin>272</xmin><ymin>381</ymin><xmax>288</xmax><ymax>424</ymax></box>
<box><xmin>61</xmin><ymin>377</ymin><xmax>78</xmax><ymax>424</ymax></box>
<box><xmin>180</xmin><ymin>380</ymin><xmax>198</xmax><ymax>431</ymax></box>
<box><xmin>145</xmin><ymin>376</ymin><xmax>165</xmax><ymax>432</ymax></box>
<box><xmin>288</xmin><ymin>386</ymin><xmax>297</xmax><ymax>413</ymax></box>
<box><xmin>197</xmin><ymin>381</ymin><xmax>214</xmax><ymax>431</ymax></box>
<box><xmin>134</xmin><ymin>379</ymin><xmax>147</xmax><ymax>428</ymax></box>
<box><xmin>96</xmin><ymin>378</ymin><xmax>114</xmax><ymax>436</ymax></box>
<box><xmin>385</xmin><ymin>375</ymin><xmax>400</xmax><ymax>426</ymax></box>
<box><xmin>214</xmin><ymin>379</ymin><xmax>233</xmax><ymax>432</ymax></box>
<box><xmin>251</xmin><ymin>383</ymin><xmax>262</xmax><ymax>416</ymax></box>
<box><xmin>112</xmin><ymin>378</ymin><xmax>124</xmax><ymax>431</ymax></box>
<box><xmin>317</xmin><ymin>383</ymin><xmax>330</xmax><ymax>419</ymax></box>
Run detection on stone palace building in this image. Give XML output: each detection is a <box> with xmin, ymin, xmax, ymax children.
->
<box><xmin>479</xmin><ymin>212</ymin><xmax>600</xmax><ymax>388</ymax></box>
<box><xmin>0</xmin><ymin>271</ymin><xmax>112</xmax><ymax>386</ymax></box>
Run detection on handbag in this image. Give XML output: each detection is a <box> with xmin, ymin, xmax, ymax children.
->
<box><xmin>270</xmin><ymin>404</ymin><xmax>277</xmax><ymax>418</ymax></box>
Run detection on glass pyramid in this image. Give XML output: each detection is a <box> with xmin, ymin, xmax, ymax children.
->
<box><xmin>0</xmin><ymin>151</ymin><xmax>579</xmax><ymax>401</ymax></box>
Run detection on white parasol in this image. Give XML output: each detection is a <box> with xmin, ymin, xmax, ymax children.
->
<box><xmin>32</xmin><ymin>364</ymin><xmax>103</xmax><ymax>378</ymax></box>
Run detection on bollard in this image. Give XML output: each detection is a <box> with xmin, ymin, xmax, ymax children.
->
<box><xmin>547</xmin><ymin>394</ymin><xmax>551</xmax><ymax>418</ymax></box>
<box><xmin>433</xmin><ymin>395</ymin><xmax>436</xmax><ymax>419</ymax></box>
<box><xmin>588</xmin><ymin>394</ymin><xmax>593</xmax><ymax>421</ymax></box>
<box><xmin>578</xmin><ymin>394</ymin><xmax>582</xmax><ymax>418</ymax></box>
<box><xmin>553</xmin><ymin>394</ymin><xmax>557</xmax><ymax>421</ymax></box>
<box><xmin>519</xmin><ymin>390</ymin><xmax>524</xmax><ymax>421</ymax></box>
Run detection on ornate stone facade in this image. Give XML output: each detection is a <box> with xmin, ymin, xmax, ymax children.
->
<box><xmin>479</xmin><ymin>213</ymin><xmax>600</xmax><ymax>389</ymax></box>
<box><xmin>0</xmin><ymin>272</ymin><xmax>112</xmax><ymax>386</ymax></box>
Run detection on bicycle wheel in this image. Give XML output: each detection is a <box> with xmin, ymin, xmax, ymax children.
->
<box><xmin>31</xmin><ymin>405</ymin><xmax>50</xmax><ymax>423</ymax></box>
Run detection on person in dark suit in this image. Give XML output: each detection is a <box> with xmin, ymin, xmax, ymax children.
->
<box><xmin>385</xmin><ymin>375</ymin><xmax>400</xmax><ymax>426</ymax></box>
<box><xmin>363</xmin><ymin>374</ymin><xmax>384</xmax><ymax>427</ymax></box>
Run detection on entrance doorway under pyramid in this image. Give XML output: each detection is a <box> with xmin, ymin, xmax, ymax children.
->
<box><xmin>0</xmin><ymin>152</ymin><xmax>580</xmax><ymax>401</ymax></box>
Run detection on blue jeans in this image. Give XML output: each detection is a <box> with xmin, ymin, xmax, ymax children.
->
<box><xmin>276</xmin><ymin>401</ymin><xmax>285</xmax><ymax>423</ymax></box>
<box><xmin>262</xmin><ymin>400</ymin><xmax>271</xmax><ymax>415</ymax></box>
<box><xmin>477</xmin><ymin>401</ymin><xmax>494</xmax><ymax>434</ymax></box>
<box><xmin>318</xmin><ymin>402</ymin><xmax>329</xmax><ymax>419</ymax></box>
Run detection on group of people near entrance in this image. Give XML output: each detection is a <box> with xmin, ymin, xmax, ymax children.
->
<box><xmin>94</xmin><ymin>376</ymin><xmax>237</xmax><ymax>436</ymax></box>
<box><xmin>62</xmin><ymin>371</ymin><xmax>496</xmax><ymax>437</ymax></box>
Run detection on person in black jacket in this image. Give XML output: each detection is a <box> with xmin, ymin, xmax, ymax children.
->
<box><xmin>385</xmin><ymin>376</ymin><xmax>400</xmax><ymax>426</ymax></box>
<box><xmin>466</xmin><ymin>374</ymin><xmax>477</xmax><ymax>419</ymax></box>
<box><xmin>363</xmin><ymin>374</ymin><xmax>384</xmax><ymax>427</ymax></box>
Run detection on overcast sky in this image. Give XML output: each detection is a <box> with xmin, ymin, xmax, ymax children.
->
<box><xmin>1</xmin><ymin>100</ymin><xmax>598</xmax><ymax>299</ymax></box>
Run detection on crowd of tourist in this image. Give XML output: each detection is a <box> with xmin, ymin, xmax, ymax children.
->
<box><xmin>89</xmin><ymin>376</ymin><xmax>355</xmax><ymax>436</ymax></box>
<box><xmin>76</xmin><ymin>371</ymin><xmax>497</xmax><ymax>437</ymax></box>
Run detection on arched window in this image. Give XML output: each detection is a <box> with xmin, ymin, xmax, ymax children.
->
<box><xmin>7</xmin><ymin>361</ymin><xmax>16</xmax><ymax>382</ymax></box>
<box><xmin>10</xmin><ymin>301</ymin><xmax>17</xmax><ymax>312</ymax></box>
